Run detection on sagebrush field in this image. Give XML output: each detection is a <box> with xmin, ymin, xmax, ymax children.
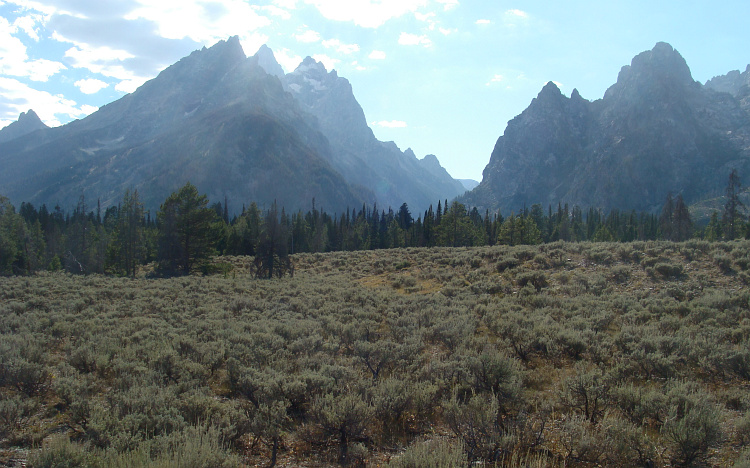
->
<box><xmin>2</xmin><ymin>240</ymin><xmax>750</xmax><ymax>467</ymax></box>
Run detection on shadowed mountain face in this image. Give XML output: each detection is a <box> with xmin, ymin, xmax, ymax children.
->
<box><xmin>462</xmin><ymin>42</ymin><xmax>750</xmax><ymax>214</ymax></box>
<box><xmin>0</xmin><ymin>37</ymin><xmax>462</xmax><ymax>214</ymax></box>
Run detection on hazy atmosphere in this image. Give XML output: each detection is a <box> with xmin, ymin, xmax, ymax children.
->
<box><xmin>1</xmin><ymin>0</ymin><xmax>749</xmax><ymax>180</ymax></box>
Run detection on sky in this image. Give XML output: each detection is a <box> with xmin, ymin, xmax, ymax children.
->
<box><xmin>1</xmin><ymin>1</ymin><xmax>749</xmax><ymax>182</ymax></box>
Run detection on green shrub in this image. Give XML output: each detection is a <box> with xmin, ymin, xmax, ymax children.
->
<box><xmin>387</xmin><ymin>438</ymin><xmax>467</xmax><ymax>468</ymax></box>
<box><xmin>661</xmin><ymin>391</ymin><xmax>722</xmax><ymax>466</ymax></box>
<box><xmin>28</xmin><ymin>437</ymin><xmax>89</xmax><ymax>468</ymax></box>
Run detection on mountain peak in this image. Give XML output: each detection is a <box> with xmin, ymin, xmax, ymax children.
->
<box><xmin>616</xmin><ymin>42</ymin><xmax>693</xmax><ymax>87</ymax></box>
<box><xmin>188</xmin><ymin>35</ymin><xmax>246</xmax><ymax>66</ymax></box>
<box><xmin>539</xmin><ymin>81</ymin><xmax>562</xmax><ymax>98</ymax></box>
<box><xmin>18</xmin><ymin>109</ymin><xmax>44</xmax><ymax>125</ymax></box>
<box><xmin>253</xmin><ymin>44</ymin><xmax>285</xmax><ymax>79</ymax></box>
<box><xmin>293</xmin><ymin>56</ymin><xmax>329</xmax><ymax>76</ymax></box>
<box><xmin>0</xmin><ymin>109</ymin><xmax>48</xmax><ymax>143</ymax></box>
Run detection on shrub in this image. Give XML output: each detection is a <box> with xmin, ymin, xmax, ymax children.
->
<box><xmin>311</xmin><ymin>392</ymin><xmax>374</xmax><ymax>465</ymax></box>
<box><xmin>516</xmin><ymin>271</ymin><xmax>548</xmax><ymax>292</ymax></box>
<box><xmin>652</xmin><ymin>262</ymin><xmax>683</xmax><ymax>279</ymax></box>
<box><xmin>714</xmin><ymin>254</ymin><xmax>734</xmax><ymax>274</ymax></box>
<box><xmin>28</xmin><ymin>437</ymin><xmax>89</xmax><ymax>468</ymax></box>
<box><xmin>387</xmin><ymin>438</ymin><xmax>467</xmax><ymax>468</ymax></box>
<box><xmin>661</xmin><ymin>394</ymin><xmax>722</xmax><ymax>466</ymax></box>
<box><xmin>559</xmin><ymin>363</ymin><xmax>611</xmax><ymax>424</ymax></box>
<box><xmin>496</xmin><ymin>256</ymin><xmax>519</xmax><ymax>272</ymax></box>
<box><xmin>610</xmin><ymin>265</ymin><xmax>631</xmax><ymax>284</ymax></box>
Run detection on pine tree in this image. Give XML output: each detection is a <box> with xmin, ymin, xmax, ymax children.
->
<box><xmin>157</xmin><ymin>182</ymin><xmax>218</xmax><ymax>275</ymax></box>
<box><xmin>673</xmin><ymin>194</ymin><xmax>693</xmax><ymax>241</ymax></box>
<box><xmin>723</xmin><ymin>169</ymin><xmax>745</xmax><ymax>239</ymax></box>
<box><xmin>659</xmin><ymin>193</ymin><xmax>675</xmax><ymax>240</ymax></box>
<box><xmin>108</xmin><ymin>189</ymin><xmax>145</xmax><ymax>277</ymax></box>
<box><xmin>254</xmin><ymin>203</ymin><xmax>293</xmax><ymax>278</ymax></box>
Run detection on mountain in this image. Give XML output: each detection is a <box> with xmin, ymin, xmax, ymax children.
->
<box><xmin>0</xmin><ymin>37</ymin><xmax>462</xmax><ymax>214</ymax></box>
<box><xmin>282</xmin><ymin>56</ymin><xmax>465</xmax><ymax>211</ymax></box>
<box><xmin>0</xmin><ymin>110</ymin><xmax>48</xmax><ymax>143</ymax></box>
<box><xmin>462</xmin><ymin>42</ymin><xmax>750</xmax><ymax>214</ymax></box>
<box><xmin>459</xmin><ymin>179</ymin><xmax>479</xmax><ymax>191</ymax></box>
<box><xmin>705</xmin><ymin>64</ymin><xmax>750</xmax><ymax>111</ymax></box>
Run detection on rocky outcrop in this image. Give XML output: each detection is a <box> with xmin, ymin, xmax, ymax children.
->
<box><xmin>0</xmin><ymin>110</ymin><xmax>48</xmax><ymax>144</ymax></box>
<box><xmin>462</xmin><ymin>42</ymin><xmax>750</xmax><ymax>214</ymax></box>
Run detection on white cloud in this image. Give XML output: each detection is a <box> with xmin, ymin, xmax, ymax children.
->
<box><xmin>262</xmin><ymin>4</ymin><xmax>292</xmax><ymax>19</ymax></box>
<box><xmin>505</xmin><ymin>9</ymin><xmax>528</xmax><ymax>19</ymax></box>
<box><xmin>369</xmin><ymin>50</ymin><xmax>387</xmax><ymax>60</ymax></box>
<box><xmin>371</xmin><ymin>120</ymin><xmax>407</xmax><ymax>128</ymax></box>
<box><xmin>322</xmin><ymin>39</ymin><xmax>359</xmax><ymax>54</ymax></box>
<box><xmin>475</xmin><ymin>19</ymin><xmax>490</xmax><ymax>25</ymax></box>
<box><xmin>295</xmin><ymin>29</ymin><xmax>321</xmax><ymax>43</ymax></box>
<box><xmin>503</xmin><ymin>9</ymin><xmax>530</xmax><ymax>27</ymax></box>
<box><xmin>60</xmin><ymin>41</ymin><xmax>150</xmax><ymax>93</ymax></box>
<box><xmin>485</xmin><ymin>74</ymin><xmax>503</xmax><ymax>86</ymax></box>
<box><xmin>398</xmin><ymin>32</ymin><xmax>432</xmax><ymax>47</ymax></box>
<box><xmin>275</xmin><ymin>48</ymin><xmax>303</xmax><ymax>73</ymax></box>
<box><xmin>13</xmin><ymin>15</ymin><xmax>43</xmax><ymax>41</ymax></box>
<box><xmin>304</xmin><ymin>0</ymin><xmax>428</xmax><ymax>28</ymax></box>
<box><xmin>0</xmin><ymin>77</ymin><xmax>94</xmax><ymax>127</ymax></box>
<box><xmin>312</xmin><ymin>54</ymin><xmax>340</xmax><ymax>71</ymax></box>
<box><xmin>273</xmin><ymin>0</ymin><xmax>297</xmax><ymax>8</ymax></box>
<box><xmin>485</xmin><ymin>74</ymin><xmax>505</xmax><ymax>86</ymax></box>
<box><xmin>435</xmin><ymin>0</ymin><xmax>458</xmax><ymax>11</ymax></box>
<box><xmin>352</xmin><ymin>60</ymin><xmax>366</xmax><ymax>71</ymax></box>
<box><xmin>115</xmin><ymin>78</ymin><xmax>147</xmax><ymax>93</ymax></box>
<box><xmin>125</xmin><ymin>0</ymin><xmax>271</xmax><ymax>45</ymax></box>
<box><xmin>239</xmin><ymin>32</ymin><xmax>270</xmax><ymax>58</ymax></box>
<box><xmin>0</xmin><ymin>16</ymin><xmax>65</xmax><ymax>82</ymax></box>
<box><xmin>439</xmin><ymin>27</ymin><xmax>456</xmax><ymax>36</ymax></box>
<box><xmin>74</xmin><ymin>78</ymin><xmax>109</xmax><ymax>94</ymax></box>
<box><xmin>80</xmin><ymin>104</ymin><xmax>99</xmax><ymax>115</ymax></box>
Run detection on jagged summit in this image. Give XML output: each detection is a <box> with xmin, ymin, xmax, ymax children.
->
<box><xmin>253</xmin><ymin>44</ymin><xmax>285</xmax><ymax>79</ymax></box>
<box><xmin>462</xmin><ymin>42</ymin><xmax>750</xmax><ymax>215</ymax></box>
<box><xmin>0</xmin><ymin>109</ymin><xmax>48</xmax><ymax>144</ymax></box>
<box><xmin>604</xmin><ymin>42</ymin><xmax>696</xmax><ymax>102</ymax></box>
<box><xmin>705</xmin><ymin>63</ymin><xmax>750</xmax><ymax>103</ymax></box>
<box><xmin>292</xmin><ymin>56</ymin><xmax>330</xmax><ymax>76</ymax></box>
<box><xmin>0</xmin><ymin>37</ymin><xmax>463</xmax><ymax>215</ymax></box>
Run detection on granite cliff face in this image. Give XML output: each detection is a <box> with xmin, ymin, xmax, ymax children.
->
<box><xmin>0</xmin><ymin>37</ymin><xmax>462</xmax><ymax>213</ymax></box>
<box><xmin>463</xmin><ymin>42</ymin><xmax>750</xmax><ymax>214</ymax></box>
<box><xmin>283</xmin><ymin>56</ymin><xmax>465</xmax><ymax>210</ymax></box>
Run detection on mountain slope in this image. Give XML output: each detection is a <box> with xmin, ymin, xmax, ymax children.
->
<box><xmin>0</xmin><ymin>38</ymin><xmax>464</xmax><ymax>214</ymax></box>
<box><xmin>283</xmin><ymin>56</ymin><xmax>465</xmax><ymax>212</ymax></box>
<box><xmin>463</xmin><ymin>42</ymin><xmax>750</xmax><ymax>214</ymax></box>
<box><xmin>0</xmin><ymin>37</ymin><xmax>369</xmax><ymax>213</ymax></box>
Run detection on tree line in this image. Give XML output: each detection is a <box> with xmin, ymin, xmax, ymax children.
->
<box><xmin>1</xmin><ymin>171</ymin><xmax>748</xmax><ymax>277</ymax></box>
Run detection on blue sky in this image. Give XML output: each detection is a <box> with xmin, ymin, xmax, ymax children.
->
<box><xmin>1</xmin><ymin>0</ymin><xmax>749</xmax><ymax>181</ymax></box>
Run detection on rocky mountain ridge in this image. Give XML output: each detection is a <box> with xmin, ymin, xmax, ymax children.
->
<box><xmin>462</xmin><ymin>42</ymin><xmax>750</xmax><ymax>214</ymax></box>
<box><xmin>0</xmin><ymin>37</ymin><xmax>462</xmax><ymax>214</ymax></box>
